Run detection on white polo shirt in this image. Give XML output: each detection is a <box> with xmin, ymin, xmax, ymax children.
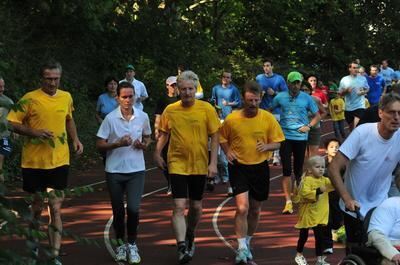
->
<box><xmin>97</xmin><ymin>106</ymin><xmax>151</xmax><ymax>173</ymax></box>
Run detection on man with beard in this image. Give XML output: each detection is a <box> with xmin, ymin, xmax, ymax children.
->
<box><xmin>220</xmin><ymin>81</ymin><xmax>284</xmax><ymax>264</ymax></box>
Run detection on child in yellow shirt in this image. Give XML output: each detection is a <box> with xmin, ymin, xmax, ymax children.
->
<box><xmin>329</xmin><ymin>92</ymin><xmax>346</xmax><ymax>141</ymax></box>
<box><xmin>294</xmin><ymin>156</ymin><xmax>334</xmax><ymax>265</ymax></box>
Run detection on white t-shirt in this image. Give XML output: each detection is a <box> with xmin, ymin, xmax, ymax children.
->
<box><xmin>368</xmin><ymin>197</ymin><xmax>400</xmax><ymax>241</ymax></box>
<box><xmin>97</xmin><ymin>106</ymin><xmax>151</xmax><ymax>173</ymax></box>
<box><xmin>339</xmin><ymin>123</ymin><xmax>400</xmax><ymax>218</ymax></box>
<box><xmin>119</xmin><ymin>78</ymin><xmax>148</xmax><ymax>110</ymax></box>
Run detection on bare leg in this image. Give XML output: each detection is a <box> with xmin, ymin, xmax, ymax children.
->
<box><xmin>247</xmin><ymin>198</ymin><xmax>263</xmax><ymax>237</ymax></box>
<box><xmin>234</xmin><ymin>192</ymin><xmax>249</xmax><ymax>239</ymax></box>
<box><xmin>47</xmin><ymin>189</ymin><xmax>64</xmax><ymax>258</ymax></box>
<box><xmin>172</xmin><ymin>198</ymin><xmax>187</xmax><ymax>242</ymax></box>
<box><xmin>186</xmin><ymin>200</ymin><xmax>202</xmax><ymax>236</ymax></box>
<box><xmin>282</xmin><ymin>176</ymin><xmax>292</xmax><ymax>201</ymax></box>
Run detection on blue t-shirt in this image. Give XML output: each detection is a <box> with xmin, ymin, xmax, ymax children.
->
<box><xmin>210</xmin><ymin>84</ymin><xmax>241</xmax><ymax>119</ymax></box>
<box><xmin>338</xmin><ymin>75</ymin><xmax>369</xmax><ymax>111</ymax></box>
<box><xmin>272</xmin><ymin>91</ymin><xmax>318</xmax><ymax>141</ymax></box>
<box><xmin>256</xmin><ymin>73</ymin><xmax>288</xmax><ymax>111</ymax></box>
<box><xmin>366</xmin><ymin>75</ymin><xmax>385</xmax><ymax>105</ymax></box>
<box><xmin>380</xmin><ymin>67</ymin><xmax>395</xmax><ymax>86</ymax></box>
<box><xmin>394</xmin><ymin>70</ymin><xmax>400</xmax><ymax>81</ymax></box>
<box><xmin>96</xmin><ymin>93</ymin><xmax>118</xmax><ymax>118</ymax></box>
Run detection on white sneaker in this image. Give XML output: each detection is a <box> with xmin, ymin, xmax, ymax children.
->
<box><xmin>235</xmin><ymin>248</ymin><xmax>249</xmax><ymax>264</ymax></box>
<box><xmin>315</xmin><ymin>255</ymin><xmax>330</xmax><ymax>265</ymax></box>
<box><xmin>323</xmin><ymin>247</ymin><xmax>333</xmax><ymax>254</ymax></box>
<box><xmin>115</xmin><ymin>245</ymin><xmax>127</xmax><ymax>262</ymax></box>
<box><xmin>295</xmin><ymin>254</ymin><xmax>308</xmax><ymax>265</ymax></box>
<box><xmin>227</xmin><ymin>187</ymin><xmax>233</xmax><ymax>197</ymax></box>
<box><xmin>127</xmin><ymin>243</ymin><xmax>141</xmax><ymax>264</ymax></box>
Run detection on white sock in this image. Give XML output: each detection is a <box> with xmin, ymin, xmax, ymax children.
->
<box><xmin>237</xmin><ymin>238</ymin><xmax>247</xmax><ymax>250</ymax></box>
<box><xmin>245</xmin><ymin>235</ymin><xmax>252</xmax><ymax>247</ymax></box>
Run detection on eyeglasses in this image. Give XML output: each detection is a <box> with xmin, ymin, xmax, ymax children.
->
<box><xmin>222</xmin><ymin>76</ymin><xmax>231</xmax><ymax>79</ymax></box>
<box><xmin>121</xmin><ymin>95</ymin><xmax>134</xmax><ymax>99</ymax></box>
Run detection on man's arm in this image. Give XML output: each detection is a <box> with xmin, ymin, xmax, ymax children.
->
<box><xmin>133</xmin><ymin>134</ymin><xmax>152</xmax><ymax>150</ymax></box>
<box><xmin>256</xmin><ymin>142</ymin><xmax>280</xmax><ymax>153</ymax></box>
<box><xmin>153</xmin><ymin>131</ymin><xmax>169</xmax><ymax>170</ymax></box>
<box><xmin>368</xmin><ymin>229</ymin><xmax>400</xmax><ymax>263</ymax></box>
<box><xmin>96</xmin><ymin>135</ymin><xmax>133</xmax><ymax>152</ymax></box>
<box><xmin>328</xmin><ymin>151</ymin><xmax>360</xmax><ymax>211</ymax></box>
<box><xmin>154</xmin><ymin>114</ymin><xmax>161</xmax><ymax>140</ymax></box>
<box><xmin>298</xmin><ymin>112</ymin><xmax>321</xmax><ymax>133</ymax></box>
<box><xmin>66</xmin><ymin>118</ymin><xmax>83</xmax><ymax>154</ymax></box>
<box><xmin>208</xmin><ymin>131</ymin><xmax>219</xmax><ymax>178</ymax></box>
<box><xmin>9</xmin><ymin>121</ymin><xmax>53</xmax><ymax>138</ymax></box>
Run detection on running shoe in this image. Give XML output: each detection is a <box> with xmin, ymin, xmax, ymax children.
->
<box><xmin>294</xmin><ymin>254</ymin><xmax>308</xmax><ymax>265</ymax></box>
<box><xmin>315</xmin><ymin>255</ymin><xmax>330</xmax><ymax>265</ymax></box>
<box><xmin>185</xmin><ymin>234</ymin><xmax>195</xmax><ymax>258</ymax></box>
<box><xmin>227</xmin><ymin>187</ymin><xmax>233</xmax><ymax>197</ymax></box>
<box><xmin>177</xmin><ymin>245</ymin><xmax>191</xmax><ymax>264</ymax></box>
<box><xmin>52</xmin><ymin>257</ymin><xmax>62</xmax><ymax>265</ymax></box>
<box><xmin>115</xmin><ymin>244</ymin><xmax>127</xmax><ymax>262</ymax></box>
<box><xmin>127</xmin><ymin>243</ymin><xmax>141</xmax><ymax>264</ymax></box>
<box><xmin>235</xmin><ymin>248</ymin><xmax>249</xmax><ymax>264</ymax></box>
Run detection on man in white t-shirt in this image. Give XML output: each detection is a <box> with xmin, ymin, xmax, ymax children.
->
<box><xmin>120</xmin><ymin>64</ymin><xmax>148</xmax><ymax>110</ymax></box>
<box><xmin>328</xmin><ymin>92</ymin><xmax>400</xmax><ymax>252</ymax></box>
<box><xmin>96</xmin><ymin>81</ymin><xmax>151</xmax><ymax>264</ymax></box>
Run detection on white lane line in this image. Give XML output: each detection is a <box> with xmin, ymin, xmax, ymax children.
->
<box><xmin>104</xmin><ymin>185</ymin><xmax>167</xmax><ymax>263</ymax></box>
<box><xmin>212</xmin><ymin>174</ymin><xmax>283</xmax><ymax>253</ymax></box>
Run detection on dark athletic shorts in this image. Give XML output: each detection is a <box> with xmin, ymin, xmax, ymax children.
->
<box><xmin>228</xmin><ymin>160</ymin><xmax>270</xmax><ymax>201</ymax></box>
<box><xmin>170</xmin><ymin>174</ymin><xmax>206</xmax><ymax>200</ymax></box>
<box><xmin>345</xmin><ymin>109</ymin><xmax>365</xmax><ymax>125</ymax></box>
<box><xmin>22</xmin><ymin>165</ymin><xmax>69</xmax><ymax>193</ymax></box>
<box><xmin>307</xmin><ymin>126</ymin><xmax>321</xmax><ymax>146</ymax></box>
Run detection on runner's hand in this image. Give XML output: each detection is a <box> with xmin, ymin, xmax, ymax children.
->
<box><xmin>267</xmin><ymin>87</ymin><xmax>275</xmax><ymax>96</ymax></box>
<box><xmin>392</xmin><ymin>254</ymin><xmax>400</xmax><ymax>264</ymax></box>
<box><xmin>34</xmin><ymin>129</ymin><xmax>54</xmax><ymax>139</ymax></box>
<box><xmin>298</xmin><ymin>126</ymin><xmax>310</xmax><ymax>133</ymax></box>
<box><xmin>132</xmin><ymin>139</ymin><xmax>147</xmax><ymax>150</ymax></box>
<box><xmin>153</xmin><ymin>153</ymin><xmax>166</xmax><ymax>170</ymax></box>
<box><xmin>73</xmin><ymin>139</ymin><xmax>84</xmax><ymax>155</ymax></box>
<box><xmin>225</xmin><ymin>149</ymin><xmax>238</xmax><ymax>164</ymax></box>
<box><xmin>344</xmin><ymin>199</ymin><xmax>361</xmax><ymax>212</ymax></box>
<box><xmin>256</xmin><ymin>140</ymin><xmax>268</xmax><ymax>152</ymax></box>
<box><xmin>208</xmin><ymin>163</ymin><xmax>218</xmax><ymax>178</ymax></box>
<box><xmin>119</xmin><ymin>135</ymin><xmax>132</xmax><ymax>147</ymax></box>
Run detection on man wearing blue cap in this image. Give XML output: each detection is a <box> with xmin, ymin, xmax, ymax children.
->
<box><xmin>120</xmin><ymin>64</ymin><xmax>148</xmax><ymax>110</ymax></box>
<box><xmin>272</xmin><ymin>71</ymin><xmax>320</xmax><ymax>214</ymax></box>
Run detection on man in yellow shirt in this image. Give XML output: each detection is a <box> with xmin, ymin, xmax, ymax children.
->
<box><xmin>7</xmin><ymin>61</ymin><xmax>83</xmax><ymax>265</ymax></box>
<box><xmin>154</xmin><ymin>70</ymin><xmax>220</xmax><ymax>264</ymax></box>
<box><xmin>220</xmin><ymin>81</ymin><xmax>285</xmax><ymax>265</ymax></box>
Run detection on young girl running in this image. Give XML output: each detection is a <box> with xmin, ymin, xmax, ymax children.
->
<box><xmin>294</xmin><ymin>156</ymin><xmax>334</xmax><ymax>265</ymax></box>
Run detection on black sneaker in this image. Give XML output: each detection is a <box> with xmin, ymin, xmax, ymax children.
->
<box><xmin>177</xmin><ymin>245</ymin><xmax>191</xmax><ymax>264</ymax></box>
<box><xmin>185</xmin><ymin>235</ymin><xmax>195</xmax><ymax>258</ymax></box>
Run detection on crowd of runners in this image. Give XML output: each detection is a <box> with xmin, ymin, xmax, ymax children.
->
<box><xmin>1</xmin><ymin>58</ymin><xmax>400</xmax><ymax>265</ymax></box>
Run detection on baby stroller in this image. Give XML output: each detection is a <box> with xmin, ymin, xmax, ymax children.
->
<box><xmin>339</xmin><ymin>207</ymin><xmax>383</xmax><ymax>265</ymax></box>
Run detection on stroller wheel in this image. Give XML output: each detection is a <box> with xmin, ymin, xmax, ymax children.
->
<box><xmin>339</xmin><ymin>254</ymin><xmax>367</xmax><ymax>265</ymax></box>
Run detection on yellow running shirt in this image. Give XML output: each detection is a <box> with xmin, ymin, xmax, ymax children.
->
<box><xmin>220</xmin><ymin>109</ymin><xmax>285</xmax><ymax>165</ymax></box>
<box><xmin>160</xmin><ymin>100</ymin><xmax>220</xmax><ymax>175</ymax></box>
<box><xmin>7</xmin><ymin>89</ymin><xmax>74</xmax><ymax>169</ymax></box>
<box><xmin>329</xmin><ymin>97</ymin><xmax>345</xmax><ymax>121</ymax></box>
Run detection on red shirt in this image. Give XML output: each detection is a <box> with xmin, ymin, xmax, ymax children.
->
<box><xmin>312</xmin><ymin>88</ymin><xmax>328</xmax><ymax>105</ymax></box>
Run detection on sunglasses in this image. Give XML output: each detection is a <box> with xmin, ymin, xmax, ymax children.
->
<box><xmin>121</xmin><ymin>95</ymin><xmax>134</xmax><ymax>99</ymax></box>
